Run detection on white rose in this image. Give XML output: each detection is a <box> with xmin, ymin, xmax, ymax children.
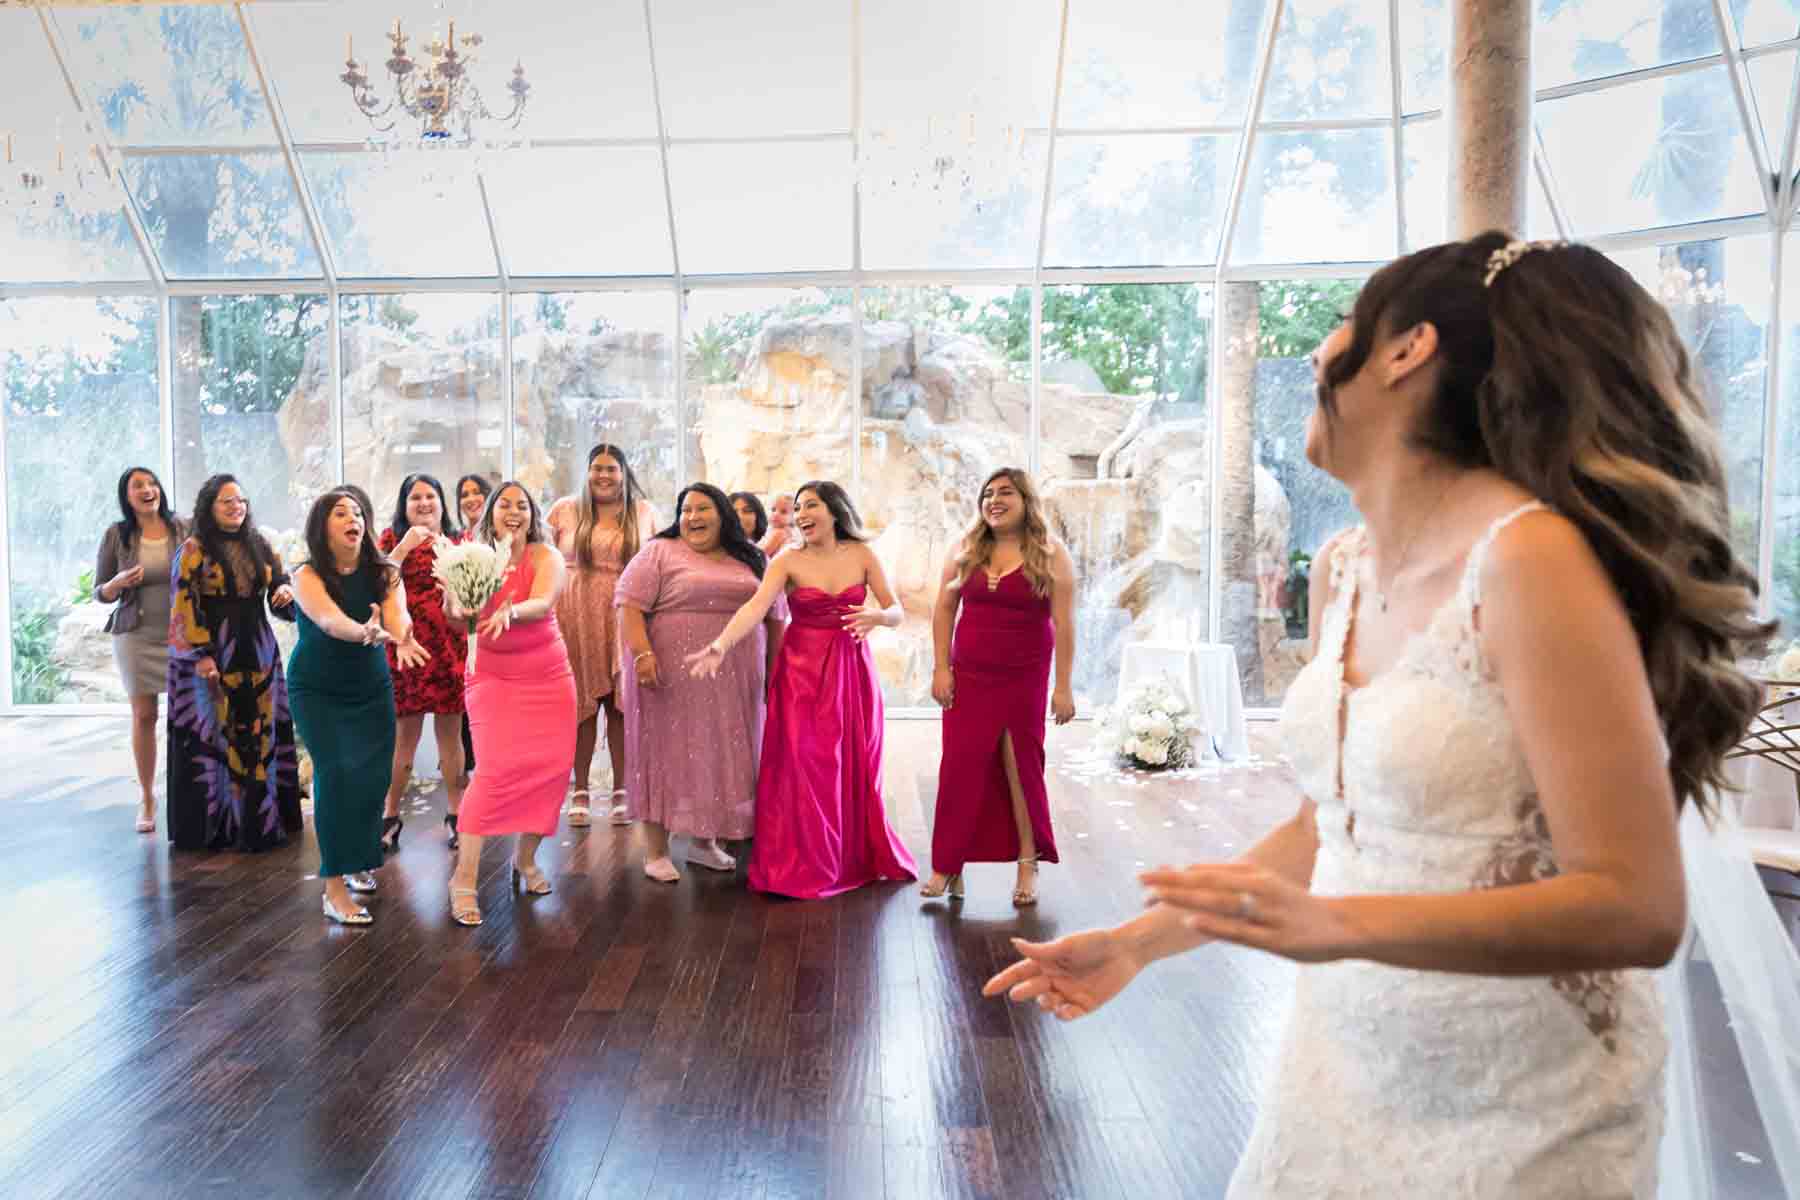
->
<box><xmin>1145</xmin><ymin>716</ymin><xmax>1174</xmax><ymax>742</ymax></box>
<box><xmin>1139</xmin><ymin>741</ymin><xmax>1169</xmax><ymax>766</ymax></box>
<box><xmin>1129</xmin><ymin>714</ymin><xmax>1153</xmax><ymax>735</ymax></box>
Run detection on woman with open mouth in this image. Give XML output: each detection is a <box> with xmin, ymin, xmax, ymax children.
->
<box><xmin>616</xmin><ymin>483</ymin><xmax>786</xmax><ymax>882</ymax></box>
<box><xmin>688</xmin><ymin>480</ymin><xmax>916</xmax><ymax>899</ymax></box>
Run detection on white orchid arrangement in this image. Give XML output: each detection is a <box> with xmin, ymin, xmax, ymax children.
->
<box><xmin>1096</xmin><ymin>676</ymin><xmax>1205</xmax><ymax>771</ymax></box>
<box><xmin>431</xmin><ymin>534</ymin><xmax>511</xmax><ymax>636</ymax></box>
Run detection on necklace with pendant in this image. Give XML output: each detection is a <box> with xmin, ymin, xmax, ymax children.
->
<box><xmin>1373</xmin><ymin>476</ymin><xmax>1457</xmax><ymax>613</ymax></box>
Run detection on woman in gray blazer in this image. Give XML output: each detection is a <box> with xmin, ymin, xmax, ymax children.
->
<box><xmin>95</xmin><ymin>466</ymin><xmax>187</xmax><ymax>832</ymax></box>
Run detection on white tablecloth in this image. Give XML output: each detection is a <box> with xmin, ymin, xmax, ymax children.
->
<box><xmin>1117</xmin><ymin>640</ymin><xmax>1250</xmax><ymax>762</ymax></box>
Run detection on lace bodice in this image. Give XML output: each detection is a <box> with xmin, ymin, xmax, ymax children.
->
<box><xmin>1281</xmin><ymin>504</ymin><xmax>1544</xmax><ymax>892</ymax></box>
<box><xmin>1233</xmin><ymin>502</ymin><xmax>1667</xmax><ymax>1198</ymax></box>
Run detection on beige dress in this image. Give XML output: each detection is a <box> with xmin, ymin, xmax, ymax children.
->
<box><xmin>112</xmin><ymin>534</ymin><xmax>173</xmax><ymax>696</ymax></box>
<box><xmin>546</xmin><ymin>497</ymin><xmax>656</xmax><ymax>720</ymax></box>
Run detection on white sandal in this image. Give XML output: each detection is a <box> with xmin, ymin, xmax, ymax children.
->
<box><xmin>566</xmin><ymin>788</ymin><xmax>592</xmax><ymax>828</ymax></box>
<box><xmin>608</xmin><ymin>788</ymin><xmax>631</xmax><ymax>826</ymax></box>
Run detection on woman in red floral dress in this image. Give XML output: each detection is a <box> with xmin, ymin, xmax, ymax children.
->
<box><xmin>378</xmin><ymin>473</ymin><xmax>469</xmax><ymax>849</ymax></box>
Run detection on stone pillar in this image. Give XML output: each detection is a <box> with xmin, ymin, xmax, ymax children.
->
<box><xmin>1448</xmin><ymin>0</ymin><xmax>1533</xmax><ymax>238</ymax></box>
<box><xmin>1218</xmin><ymin>282</ymin><xmax>1265</xmax><ymax>705</ymax></box>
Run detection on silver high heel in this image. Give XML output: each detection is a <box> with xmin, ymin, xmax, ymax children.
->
<box><xmin>449</xmin><ymin>885</ymin><xmax>483</xmax><ymax>926</ymax></box>
<box><xmin>322</xmin><ymin>894</ymin><xmax>372</xmax><ymax>925</ymax></box>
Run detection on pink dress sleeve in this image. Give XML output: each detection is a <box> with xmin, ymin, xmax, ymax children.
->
<box><xmin>614</xmin><ymin>537</ymin><xmax>666</xmax><ymax>612</ymax></box>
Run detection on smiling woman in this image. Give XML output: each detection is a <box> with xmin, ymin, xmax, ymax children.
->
<box><xmin>615</xmin><ymin>482</ymin><xmax>784</xmax><ymax>882</ymax></box>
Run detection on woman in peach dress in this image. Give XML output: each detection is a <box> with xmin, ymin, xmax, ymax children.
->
<box><xmin>545</xmin><ymin>443</ymin><xmax>655</xmax><ymax>827</ymax></box>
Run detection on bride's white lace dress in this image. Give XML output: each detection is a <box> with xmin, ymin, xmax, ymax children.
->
<box><xmin>1231</xmin><ymin>504</ymin><xmax>1666</xmax><ymax>1198</ymax></box>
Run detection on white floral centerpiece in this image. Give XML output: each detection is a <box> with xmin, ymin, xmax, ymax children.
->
<box><xmin>431</xmin><ymin>534</ymin><xmax>511</xmax><ymax>670</ymax></box>
<box><xmin>1096</xmin><ymin>676</ymin><xmax>1205</xmax><ymax>771</ymax></box>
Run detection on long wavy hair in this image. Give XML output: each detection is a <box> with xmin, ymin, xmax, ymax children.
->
<box><xmin>655</xmin><ymin>483</ymin><xmax>768</xmax><ymax>580</ymax></box>
<box><xmin>951</xmin><ymin>467</ymin><xmax>1055</xmax><ymax>598</ymax></box>
<box><xmin>389</xmin><ymin>472</ymin><xmax>456</xmax><ymax>542</ymax></box>
<box><xmin>794</xmin><ymin>480</ymin><xmax>866</xmax><ymax>543</ymax></box>
<box><xmin>473</xmin><ymin>481</ymin><xmax>549</xmax><ymax>548</ymax></box>
<box><xmin>304</xmin><ymin>486</ymin><xmax>397</xmax><ymax>614</ymax></box>
<box><xmin>728</xmin><ymin>490</ymin><xmax>769</xmax><ymax>542</ymax></box>
<box><xmin>1320</xmin><ymin>231</ymin><xmax>1772</xmax><ymax>814</ymax></box>
<box><xmin>191</xmin><ymin>473</ymin><xmax>277</xmax><ymax>596</ymax></box>
<box><xmin>573</xmin><ymin>443</ymin><xmax>647</xmax><ymax>569</ymax></box>
<box><xmin>113</xmin><ymin>465</ymin><xmax>175</xmax><ymax>550</ymax></box>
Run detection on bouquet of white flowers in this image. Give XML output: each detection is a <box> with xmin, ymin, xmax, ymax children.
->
<box><xmin>431</xmin><ymin>534</ymin><xmax>511</xmax><ymax>669</ymax></box>
<box><xmin>1095</xmin><ymin>676</ymin><xmax>1205</xmax><ymax>771</ymax></box>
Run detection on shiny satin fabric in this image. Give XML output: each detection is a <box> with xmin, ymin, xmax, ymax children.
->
<box><xmin>749</xmin><ymin>585</ymin><xmax>918</xmax><ymax>899</ymax></box>
<box><xmin>932</xmin><ymin>567</ymin><xmax>1060</xmax><ymax>875</ymax></box>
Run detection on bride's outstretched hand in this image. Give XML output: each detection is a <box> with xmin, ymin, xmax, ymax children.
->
<box><xmin>982</xmin><ymin>929</ymin><xmax>1145</xmax><ymax>1021</ymax></box>
<box><xmin>1139</xmin><ymin>861</ymin><xmax>1361</xmax><ymax>964</ymax></box>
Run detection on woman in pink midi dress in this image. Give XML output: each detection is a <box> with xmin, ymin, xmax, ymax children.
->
<box><xmin>446</xmin><ymin>483</ymin><xmax>576</xmax><ymax>927</ymax></box>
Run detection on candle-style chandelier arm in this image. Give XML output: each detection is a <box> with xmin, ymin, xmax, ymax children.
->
<box><xmin>338</xmin><ymin>19</ymin><xmax>528</xmax><ymax>146</ymax></box>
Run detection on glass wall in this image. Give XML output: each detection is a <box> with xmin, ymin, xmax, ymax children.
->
<box><xmin>2</xmin><ymin>297</ymin><xmax>160</xmax><ymax>703</ymax></box>
<box><xmin>513</xmin><ymin>291</ymin><xmax>680</xmax><ymax>515</ymax></box>
<box><xmin>682</xmin><ymin>286</ymin><xmax>855</xmax><ymax>511</ymax></box>
<box><xmin>1038</xmin><ymin>283</ymin><xmax>1213</xmax><ymax>710</ymax></box>
<box><xmin>172</xmin><ymin>294</ymin><xmax>330</xmax><ymax>538</ymax></box>
<box><xmin>339</xmin><ymin>293</ymin><xmax>500</xmax><ymax>528</ymax></box>
<box><xmin>6</xmin><ymin>0</ymin><xmax>1800</xmax><ymax>709</ymax></box>
<box><xmin>856</xmin><ymin>285</ymin><xmax>1032</xmax><ymax>704</ymax></box>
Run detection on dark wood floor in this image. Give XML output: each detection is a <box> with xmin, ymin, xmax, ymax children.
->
<box><xmin>0</xmin><ymin>716</ymin><xmax>1793</xmax><ymax>1200</ymax></box>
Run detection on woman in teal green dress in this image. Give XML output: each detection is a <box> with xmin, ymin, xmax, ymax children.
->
<box><xmin>289</xmin><ymin>486</ymin><xmax>430</xmax><ymax>925</ymax></box>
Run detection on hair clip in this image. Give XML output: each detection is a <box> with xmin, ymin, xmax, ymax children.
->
<box><xmin>1483</xmin><ymin>239</ymin><xmax>1563</xmax><ymax>287</ymax></box>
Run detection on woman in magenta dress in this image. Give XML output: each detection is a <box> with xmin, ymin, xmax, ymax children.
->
<box><xmin>688</xmin><ymin>481</ymin><xmax>916</xmax><ymax>899</ymax></box>
<box><xmin>377</xmin><ymin>473</ymin><xmax>468</xmax><ymax>851</ymax></box>
<box><xmin>444</xmin><ymin>482</ymin><xmax>575</xmax><ymax>927</ymax></box>
<box><xmin>923</xmin><ymin>468</ymin><xmax>1078</xmax><ymax>906</ymax></box>
<box><xmin>616</xmin><ymin>484</ymin><xmax>787</xmax><ymax>883</ymax></box>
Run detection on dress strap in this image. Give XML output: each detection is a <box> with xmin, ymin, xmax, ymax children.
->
<box><xmin>1458</xmin><ymin>500</ymin><xmax>1548</xmax><ymax>611</ymax></box>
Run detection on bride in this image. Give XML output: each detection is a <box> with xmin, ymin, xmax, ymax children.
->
<box><xmin>986</xmin><ymin>234</ymin><xmax>1797</xmax><ymax>1196</ymax></box>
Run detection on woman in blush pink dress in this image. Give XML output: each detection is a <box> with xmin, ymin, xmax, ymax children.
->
<box><xmin>923</xmin><ymin>468</ymin><xmax>1078</xmax><ymax>907</ymax></box>
<box><xmin>546</xmin><ymin>443</ymin><xmax>656</xmax><ymax>828</ymax></box>
<box><xmin>445</xmin><ymin>482</ymin><xmax>575</xmax><ymax>927</ymax></box>
<box><xmin>616</xmin><ymin>484</ymin><xmax>787</xmax><ymax>883</ymax></box>
<box><xmin>688</xmin><ymin>481</ymin><xmax>916</xmax><ymax>899</ymax></box>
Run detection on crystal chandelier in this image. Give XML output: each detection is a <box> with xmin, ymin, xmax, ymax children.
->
<box><xmin>0</xmin><ymin>130</ymin><xmax>115</xmax><ymax>218</ymax></box>
<box><xmin>339</xmin><ymin>17</ymin><xmax>529</xmax><ymax>146</ymax></box>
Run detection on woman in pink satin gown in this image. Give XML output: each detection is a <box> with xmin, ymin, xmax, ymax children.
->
<box><xmin>687</xmin><ymin>481</ymin><xmax>917</xmax><ymax>899</ymax></box>
<box><xmin>445</xmin><ymin>482</ymin><xmax>576</xmax><ymax>927</ymax></box>
<box><xmin>924</xmin><ymin>469</ymin><xmax>1078</xmax><ymax>907</ymax></box>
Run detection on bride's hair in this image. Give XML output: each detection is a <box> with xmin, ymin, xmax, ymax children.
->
<box><xmin>951</xmin><ymin>468</ymin><xmax>1055</xmax><ymax>597</ymax></box>
<box><xmin>1320</xmin><ymin>231</ymin><xmax>1772</xmax><ymax>815</ymax></box>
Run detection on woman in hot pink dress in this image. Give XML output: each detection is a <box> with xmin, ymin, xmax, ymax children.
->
<box><xmin>616</xmin><ymin>484</ymin><xmax>787</xmax><ymax>883</ymax></box>
<box><xmin>688</xmin><ymin>481</ymin><xmax>916</xmax><ymax>899</ymax></box>
<box><xmin>445</xmin><ymin>482</ymin><xmax>575</xmax><ymax>927</ymax></box>
<box><xmin>923</xmin><ymin>469</ymin><xmax>1078</xmax><ymax>907</ymax></box>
